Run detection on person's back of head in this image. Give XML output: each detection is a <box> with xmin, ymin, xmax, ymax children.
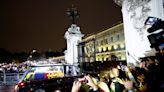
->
<box><xmin>160</xmin><ymin>47</ymin><xmax>164</xmax><ymax>55</ymax></box>
<box><xmin>85</xmin><ymin>72</ymin><xmax>100</xmax><ymax>82</ymax></box>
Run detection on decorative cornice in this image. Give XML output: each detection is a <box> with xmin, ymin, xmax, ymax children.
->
<box><xmin>96</xmin><ymin>23</ymin><xmax>123</xmax><ymax>37</ymax></box>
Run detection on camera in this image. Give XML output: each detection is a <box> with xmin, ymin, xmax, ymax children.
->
<box><xmin>145</xmin><ymin>16</ymin><xmax>164</xmax><ymax>51</ymax></box>
<box><xmin>145</xmin><ymin>16</ymin><xmax>158</xmax><ymax>26</ymax></box>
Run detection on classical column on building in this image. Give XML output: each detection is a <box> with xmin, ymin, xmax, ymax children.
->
<box><xmin>64</xmin><ymin>6</ymin><xmax>84</xmax><ymax>64</ymax></box>
<box><xmin>114</xmin><ymin>0</ymin><xmax>164</xmax><ymax>65</ymax></box>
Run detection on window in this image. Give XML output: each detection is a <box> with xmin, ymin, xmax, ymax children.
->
<box><xmin>102</xmin><ymin>48</ymin><xmax>103</xmax><ymax>52</ymax></box>
<box><xmin>101</xmin><ymin>40</ymin><xmax>103</xmax><ymax>45</ymax></box>
<box><xmin>117</xmin><ymin>34</ymin><xmax>120</xmax><ymax>41</ymax></box>
<box><xmin>106</xmin><ymin>47</ymin><xmax>108</xmax><ymax>51</ymax></box>
<box><xmin>104</xmin><ymin>38</ymin><xmax>108</xmax><ymax>44</ymax></box>
<box><xmin>111</xmin><ymin>45</ymin><xmax>114</xmax><ymax>51</ymax></box>
<box><xmin>118</xmin><ymin>56</ymin><xmax>121</xmax><ymax>60</ymax></box>
<box><xmin>118</xmin><ymin>44</ymin><xmax>121</xmax><ymax>49</ymax></box>
<box><xmin>111</xmin><ymin>37</ymin><xmax>113</xmax><ymax>42</ymax></box>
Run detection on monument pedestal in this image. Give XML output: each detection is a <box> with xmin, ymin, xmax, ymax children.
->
<box><xmin>64</xmin><ymin>24</ymin><xmax>84</xmax><ymax>64</ymax></box>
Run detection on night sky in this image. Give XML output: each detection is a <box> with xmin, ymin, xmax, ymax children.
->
<box><xmin>0</xmin><ymin>0</ymin><xmax>122</xmax><ymax>53</ymax></box>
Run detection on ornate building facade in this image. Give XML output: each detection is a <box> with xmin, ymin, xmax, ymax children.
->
<box><xmin>78</xmin><ymin>23</ymin><xmax>126</xmax><ymax>63</ymax></box>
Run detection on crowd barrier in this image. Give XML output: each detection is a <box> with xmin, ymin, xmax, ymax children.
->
<box><xmin>0</xmin><ymin>72</ymin><xmax>24</xmax><ymax>85</ymax></box>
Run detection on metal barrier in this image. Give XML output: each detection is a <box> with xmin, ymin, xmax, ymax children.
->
<box><xmin>0</xmin><ymin>72</ymin><xmax>24</xmax><ymax>85</ymax></box>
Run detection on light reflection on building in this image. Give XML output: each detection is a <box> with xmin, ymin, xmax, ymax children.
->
<box><xmin>78</xmin><ymin>23</ymin><xmax>126</xmax><ymax>62</ymax></box>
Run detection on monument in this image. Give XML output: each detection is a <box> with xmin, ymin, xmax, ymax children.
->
<box><xmin>64</xmin><ymin>6</ymin><xmax>84</xmax><ymax>64</ymax></box>
<box><xmin>114</xmin><ymin>0</ymin><xmax>164</xmax><ymax>65</ymax></box>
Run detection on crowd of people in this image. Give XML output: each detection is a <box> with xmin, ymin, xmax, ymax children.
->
<box><xmin>0</xmin><ymin>59</ymin><xmax>65</xmax><ymax>73</ymax></box>
<box><xmin>0</xmin><ymin>62</ymin><xmax>29</xmax><ymax>73</ymax></box>
<box><xmin>1</xmin><ymin>48</ymin><xmax>164</xmax><ymax>92</ymax></box>
<box><xmin>71</xmin><ymin>47</ymin><xmax>164</xmax><ymax>92</ymax></box>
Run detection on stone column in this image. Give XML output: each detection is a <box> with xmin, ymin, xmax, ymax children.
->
<box><xmin>114</xmin><ymin>0</ymin><xmax>164</xmax><ymax>65</ymax></box>
<box><xmin>64</xmin><ymin>24</ymin><xmax>84</xmax><ymax>64</ymax></box>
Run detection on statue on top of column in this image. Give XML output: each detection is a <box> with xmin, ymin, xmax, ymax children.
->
<box><xmin>67</xmin><ymin>5</ymin><xmax>80</xmax><ymax>24</ymax></box>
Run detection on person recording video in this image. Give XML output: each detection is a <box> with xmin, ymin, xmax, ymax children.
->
<box><xmin>71</xmin><ymin>73</ymin><xmax>110</xmax><ymax>92</ymax></box>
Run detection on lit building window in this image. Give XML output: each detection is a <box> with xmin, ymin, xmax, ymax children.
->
<box><xmin>120</xmin><ymin>43</ymin><xmax>125</xmax><ymax>49</ymax></box>
<box><xmin>104</xmin><ymin>57</ymin><xmax>106</xmax><ymax>61</ymax></box>
<box><xmin>114</xmin><ymin>44</ymin><xmax>118</xmax><ymax>50</ymax></box>
<box><xmin>108</xmin><ymin>46</ymin><xmax>111</xmax><ymax>51</ymax></box>
<box><xmin>121</xmin><ymin>56</ymin><xmax>126</xmax><ymax>60</ymax></box>
<box><xmin>96</xmin><ymin>58</ymin><xmax>99</xmax><ymax>61</ymax></box>
<box><xmin>103</xmin><ymin>46</ymin><xmax>107</xmax><ymax>51</ymax></box>
<box><xmin>98</xmin><ymin>47</ymin><xmax>102</xmax><ymax>52</ymax></box>
<box><xmin>100</xmin><ymin>58</ymin><xmax>103</xmax><ymax>61</ymax></box>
